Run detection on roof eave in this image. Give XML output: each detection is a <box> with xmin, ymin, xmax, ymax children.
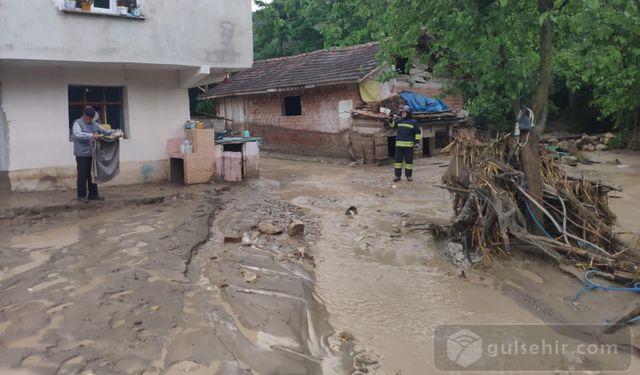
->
<box><xmin>200</xmin><ymin>77</ymin><xmax>375</xmax><ymax>100</ymax></box>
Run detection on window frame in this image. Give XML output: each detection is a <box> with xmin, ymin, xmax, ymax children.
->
<box><xmin>90</xmin><ymin>0</ymin><xmax>117</xmax><ymax>14</ymax></box>
<box><xmin>60</xmin><ymin>0</ymin><xmax>145</xmax><ymax>20</ymax></box>
<box><xmin>68</xmin><ymin>85</ymin><xmax>128</xmax><ymax>139</ymax></box>
<box><xmin>282</xmin><ymin>95</ymin><xmax>302</xmax><ymax>117</ymax></box>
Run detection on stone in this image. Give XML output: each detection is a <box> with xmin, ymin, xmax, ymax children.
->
<box><xmin>582</xmin><ymin>144</ymin><xmax>596</xmax><ymax>152</ymax></box>
<box><xmin>287</xmin><ymin>220</ymin><xmax>305</xmax><ymax>237</ymax></box>
<box><xmin>338</xmin><ymin>331</ymin><xmax>354</xmax><ymax>342</ymax></box>
<box><xmin>242</xmin><ymin>232</ymin><xmax>252</xmax><ymax>246</ymax></box>
<box><xmin>595</xmin><ymin>143</ymin><xmax>608</xmax><ymax>151</ymax></box>
<box><xmin>257</xmin><ymin>222</ymin><xmax>282</xmax><ymax>235</ymax></box>
<box><xmin>548</xmin><ymin>138</ymin><xmax>559</xmax><ymax>144</ymax></box>
<box><xmin>604</xmin><ymin>132</ymin><xmax>615</xmax><ymax>139</ymax></box>
<box><xmin>241</xmin><ymin>269</ymin><xmax>257</xmax><ymax>283</ymax></box>
<box><xmin>560</xmin><ymin>156</ymin><xmax>579</xmax><ymax>166</ymax></box>
<box><xmin>345</xmin><ymin>206</ymin><xmax>358</xmax><ymax>217</ymax></box>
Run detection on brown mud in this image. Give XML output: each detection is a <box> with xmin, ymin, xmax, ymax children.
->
<box><xmin>1</xmin><ymin>153</ymin><xmax>639</xmax><ymax>374</ymax></box>
<box><xmin>261</xmin><ymin>156</ymin><xmax>640</xmax><ymax>375</ymax></box>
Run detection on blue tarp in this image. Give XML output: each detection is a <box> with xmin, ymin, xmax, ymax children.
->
<box><xmin>399</xmin><ymin>91</ymin><xmax>449</xmax><ymax>113</ymax></box>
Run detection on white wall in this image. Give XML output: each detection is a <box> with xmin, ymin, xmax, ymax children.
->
<box><xmin>0</xmin><ymin>0</ymin><xmax>252</xmax><ymax>71</ymax></box>
<box><xmin>0</xmin><ymin>65</ymin><xmax>188</xmax><ymax>173</ymax></box>
<box><xmin>0</xmin><ymin>84</ymin><xmax>8</xmax><ymax>171</ymax></box>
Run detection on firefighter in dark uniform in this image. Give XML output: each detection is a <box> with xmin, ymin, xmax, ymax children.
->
<box><xmin>390</xmin><ymin>105</ymin><xmax>421</xmax><ymax>182</ymax></box>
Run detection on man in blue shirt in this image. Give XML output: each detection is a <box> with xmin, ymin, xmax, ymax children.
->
<box><xmin>390</xmin><ymin>105</ymin><xmax>421</xmax><ymax>182</ymax></box>
<box><xmin>72</xmin><ymin>106</ymin><xmax>112</xmax><ymax>201</ymax></box>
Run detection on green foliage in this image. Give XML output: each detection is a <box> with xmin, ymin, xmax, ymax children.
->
<box><xmin>253</xmin><ymin>0</ymin><xmax>325</xmax><ymax>59</ymax></box>
<box><xmin>607</xmin><ymin>133</ymin><xmax>628</xmax><ymax>149</ymax></box>
<box><xmin>466</xmin><ymin>94</ymin><xmax>514</xmax><ymax>133</ymax></box>
<box><xmin>252</xmin><ymin>0</ymin><xmax>640</xmax><ymax>136</ymax></box>
<box><xmin>556</xmin><ymin>0</ymin><xmax>640</xmax><ymax>132</ymax></box>
<box><xmin>195</xmin><ymin>100</ymin><xmax>216</xmax><ymax>117</ymax></box>
<box><xmin>629</xmin><ymin>133</ymin><xmax>640</xmax><ymax>151</ymax></box>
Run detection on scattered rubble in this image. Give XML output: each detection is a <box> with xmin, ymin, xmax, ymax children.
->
<box><xmin>287</xmin><ymin>220</ymin><xmax>305</xmax><ymax>237</ymax></box>
<box><xmin>224</xmin><ymin>233</ymin><xmax>243</xmax><ymax>243</ymax></box>
<box><xmin>241</xmin><ymin>269</ymin><xmax>258</xmax><ymax>283</ymax></box>
<box><xmin>543</xmin><ymin>133</ymin><xmax>617</xmax><ymax>165</ymax></box>
<box><xmin>345</xmin><ymin>206</ymin><xmax>359</xmax><ymax>217</ymax></box>
<box><xmin>257</xmin><ymin>222</ymin><xmax>283</xmax><ymax>235</ymax></box>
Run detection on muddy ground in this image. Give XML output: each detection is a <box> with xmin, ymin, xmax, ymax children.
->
<box><xmin>1</xmin><ymin>153</ymin><xmax>640</xmax><ymax>375</ymax></box>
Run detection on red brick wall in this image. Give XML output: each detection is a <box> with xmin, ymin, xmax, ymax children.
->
<box><xmin>246</xmin><ymin>85</ymin><xmax>364</xmax><ymax>157</ymax></box>
<box><xmin>243</xmin><ymin>81</ymin><xmax>463</xmax><ymax>157</ymax></box>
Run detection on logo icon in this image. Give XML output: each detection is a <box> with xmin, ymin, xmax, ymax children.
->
<box><xmin>447</xmin><ymin>329</ymin><xmax>483</xmax><ymax>368</ymax></box>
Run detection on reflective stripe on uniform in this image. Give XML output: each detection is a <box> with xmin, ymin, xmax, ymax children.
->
<box><xmin>396</xmin><ymin>141</ymin><xmax>414</xmax><ymax>147</ymax></box>
<box><xmin>394</xmin><ymin>163</ymin><xmax>403</xmax><ymax>169</ymax></box>
<box><xmin>405</xmin><ymin>164</ymin><xmax>413</xmax><ymax>170</ymax></box>
<box><xmin>415</xmin><ymin>134</ymin><xmax>421</xmax><ymax>140</ymax></box>
<box><xmin>398</xmin><ymin>123</ymin><xmax>414</xmax><ymax>128</ymax></box>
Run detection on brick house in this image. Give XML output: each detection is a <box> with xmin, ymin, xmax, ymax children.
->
<box><xmin>200</xmin><ymin>42</ymin><xmax>463</xmax><ymax>158</ymax></box>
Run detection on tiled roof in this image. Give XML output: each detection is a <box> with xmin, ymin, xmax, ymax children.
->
<box><xmin>200</xmin><ymin>42</ymin><xmax>380</xmax><ymax>99</ymax></box>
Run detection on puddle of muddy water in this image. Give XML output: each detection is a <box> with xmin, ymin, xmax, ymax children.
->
<box><xmin>261</xmin><ymin>157</ymin><xmax>640</xmax><ymax>375</ymax></box>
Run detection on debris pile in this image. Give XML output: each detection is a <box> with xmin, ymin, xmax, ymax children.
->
<box><xmin>440</xmin><ymin>135</ymin><xmax>639</xmax><ymax>283</ymax></box>
<box><xmin>351</xmin><ymin>107</ymin><xmax>461</xmax><ymax>124</ymax></box>
<box><xmin>544</xmin><ymin>133</ymin><xmax>616</xmax><ymax>151</ymax></box>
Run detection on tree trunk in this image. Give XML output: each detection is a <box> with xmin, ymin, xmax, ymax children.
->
<box><xmin>532</xmin><ymin>0</ymin><xmax>553</xmax><ymax>135</ymax></box>
<box><xmin>521</xmin><ymin>0</ymin><xmax>553</xmax><ymax>234</ymax></box>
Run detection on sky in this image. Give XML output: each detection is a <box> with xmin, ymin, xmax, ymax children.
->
<box><xmin>251</xmin><ymin>0</ymin><xmax>272</xmax><ymax>12</ymax></box>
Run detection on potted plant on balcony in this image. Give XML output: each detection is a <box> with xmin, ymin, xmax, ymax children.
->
<box><xmin>78</xmin><ymin>0</ymin><xmax>94</xmax><ymax>12</ymax></box>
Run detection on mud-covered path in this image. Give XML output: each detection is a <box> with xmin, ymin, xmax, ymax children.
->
<box><xmin>0</xmin><ymin>187</ymin><xmax>219</xmax><ymax>374</ymax></box>
<box><xmin>261</xmin><ymin>156</ymin><xmax>640</xmax><ymax>375</ymax></box>
<box><xmin>2</xmin><ymin>156</ymin><xmax>639</xmax><ymax>375</ymax></box>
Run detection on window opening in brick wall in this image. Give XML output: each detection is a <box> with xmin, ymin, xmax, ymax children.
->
<box><xmin>283</xmin><ymin>96</ymin><xmax>302</xmax><ymax>116</ymax></box>
<box><xmin>68</xmin><ymin>86</ymin><xmax>126</xmax><ymax>138</ymax></box>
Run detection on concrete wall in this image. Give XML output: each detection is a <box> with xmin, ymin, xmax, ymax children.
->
<box><xmin>0</xmin><ymin>0</ymin><xmax>252</xmax><ymax>71</ymax></box>
<box><xmin>0</xmin><ymin>65</ymin><xmax>189</xmax><ymax>191</ymax></box>
<box><xmin>244</xmin><ymin>85</ymin><xmax>363</xmax><ymax>157</ymax></box>
<box><xmin>0</xmin><ymin>84</ymin><xmax>8</xmax><ymax>171</ymax></box>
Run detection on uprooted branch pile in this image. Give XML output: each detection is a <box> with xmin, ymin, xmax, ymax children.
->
<box><xmin>441</xmin><ymin>135</ymin><xmax>640</xmax><ymax>283</ymax></box>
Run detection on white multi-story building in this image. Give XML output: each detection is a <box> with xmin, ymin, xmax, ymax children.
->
<box><xmin>0</xmin><ymin>0</ymin><xmax>252</xmax><ymax>191</ymax></box>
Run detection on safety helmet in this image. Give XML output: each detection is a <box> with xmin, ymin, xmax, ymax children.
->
<box><xmin>400</xmin><ymin>105</ymin><xmax>411</xmax><ymax>114</ymax></box>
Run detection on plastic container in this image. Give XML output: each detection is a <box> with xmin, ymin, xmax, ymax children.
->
<box><xmin>242</xmin><ymin>130</ymin><xmax>251</xmax><ymax>138</ymax></box>
<box><xmin>182</xmin><ymin>139</ymin><xmax>192</xmax><ymax>154</ymax></box>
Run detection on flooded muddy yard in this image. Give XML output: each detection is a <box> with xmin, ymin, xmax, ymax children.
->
<box><xmin>1</xmin><ymin>154</ymin><xmax>639</xmax><ymax>375</ymax></box>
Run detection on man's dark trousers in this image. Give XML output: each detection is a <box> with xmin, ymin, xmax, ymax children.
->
<box><xmin>76</xmin><ymin>156</ymin><xmax>98</xmax><ymax>199</ymax></box>
<box><xmin>394</xmin><ymin>146</ymin><xmax>414</xmax><ymax>178</ymax></box>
